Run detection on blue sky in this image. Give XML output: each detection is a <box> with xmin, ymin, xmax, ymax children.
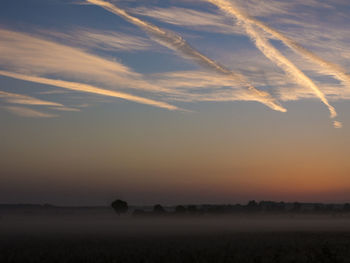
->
<box><xmin>1</xmin><ymin>0</ymin><xmax>350</xmax><ymax>205</ymax></box>
<box><xmin>1</xmin><ymin>0</ymin><xmax>350</xmax><ymax>120</ymax></box>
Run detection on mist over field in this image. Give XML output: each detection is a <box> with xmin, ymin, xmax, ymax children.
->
<box><xmin>1</xmin><ymin>206</ymin><xmax>350</xmax><ymax>263</ymax></box>
<box><xmin>2</xmin><ymin>208</ymin><xmax>350</xmax><ymax>237</ymax></box>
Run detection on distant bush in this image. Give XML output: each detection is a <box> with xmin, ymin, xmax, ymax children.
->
<box><xmin>153</xmin><ymin>204</ymin><xmax>166</xmax><ymax>214</ymax></box>
<box><xmin>111</xmin><ymin>199</ymin><xmax>128</xmax><ymax>215</ymax></box>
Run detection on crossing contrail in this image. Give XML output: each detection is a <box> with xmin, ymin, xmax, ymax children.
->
<box><xmin>86</xmin><ymin>0</ymin><xmax>286</xmax><ymax>113</ymax></box>
<box><xmin>206</xmin><ymin>0</ymin><xmax>339</xmax><ymax>123</ymax></box>
<box><xmin>218</xmin><ymin>1</ymin><xmax>350</xmax><ymax>88</ymax></box>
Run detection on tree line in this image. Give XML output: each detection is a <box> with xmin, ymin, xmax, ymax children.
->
<box><xmin>111</xmin><ymin>199</ymin><xmax>350</xmax><ymax>216</ymax></box>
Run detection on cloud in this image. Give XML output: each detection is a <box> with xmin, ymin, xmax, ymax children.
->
<box><xmin>231</xmin><ymin>1</ymin><xmax>350</xmax><ymax>93</ymax></box>
<box><xmin>2</xmin><ymin>1</ymin><xmax>348</xmax><ymax>124</ymax></box>
<box><xmin>3</xmin><ymin>106</ymin><xmax>58</xmax><ymax>118</ymax></box>
<box><xmin>125</xmin><ymin>1</ymin><xmax>350</xmax><ymax>80</ymax></box>
<box><xmin>0</xmin><ymin>28</ymin><xmax>169</xmax><ymax>93</ymax></box>
<box><xmin>150</xmin><ymin>70</ymin><xmax>284</xmax><ymax>104</ymax></box>
<box><xmin>231</xmin><ymin>0</ymin><xmax>335</xmax><ymax>18</ymax></box>
<box><xmin>206</xmin><ymin>0</ymin><xmax>338</xmax><ymax>121</ymax></box>
<box><xmin>0</xmin><ymin>70</ymin><xmax>179</xmax><ymax>111</ymax></box>
<box><xmin>151</xmin><ymin>66</ymin><xmax>350</xmax><ymax>106</ymax></box>
<box><xmin>37</xmin><ymin>90</ymin><xmax>69</xmax><ymax>95</ymax></box>
<box><xmin>42</xmin><ymin>28</ymin><xmax>152</xmax><ymax>52</ymax></box>
<box><xmin>0</xmin><ymin>91</ymin><xmax>63</xmax><ymax>107</ymax></box>
<box><xmin>131</xmin><ymin>6</ymin><xmax>244</xmax><ymax>35</ymax></box>
<box><xmin>75</xmin><ymin>29</ymin><xmax>151</xmax><ymax>51</ymax></box>
<box><xmin>0</xmin><ymin>27</ymin><xmax>182</xmax><ymax>111</ymax></box>
<box><xmin>50</xmin><ymin>106</ymin><xmax>81</xmax><ymax>112</ymax></box>
<box><xmin>333</xmin><ymin>121</ymin><xmax>343</xmax><ymax>129</ymax></box>
<box><xmin>0</xmin><ymin>90</ymin><xmax>83</xmax><ymax>114</ymax></box>
<box><xmin>231</xmin><ymin>0</ymin><xmax>350</xmax><ymax>59</ymax></box>
<box><xmin>86</xmin><ymin>0</ymin><xmax>286</xmax><ymax>112</ymax></box>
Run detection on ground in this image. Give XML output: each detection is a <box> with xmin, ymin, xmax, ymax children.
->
<box><xmin>1</xmin><ymin>209</ymin><xmax>350</xmax><ymax>262</ymax></box>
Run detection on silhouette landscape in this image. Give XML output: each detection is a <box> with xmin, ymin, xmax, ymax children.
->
<box><xmin>1</xmin><ymin>200</ymin><xmax>350</xmax><ymax>262</ymax></box>
<box><xmin>1</xmin><ymin>0</ymin><xmax>350</xmax><ymax>262</ymax></box>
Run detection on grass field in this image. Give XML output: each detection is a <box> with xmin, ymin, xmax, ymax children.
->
<box><xmin>2</xmin><ymin>232</ymin><xmax>350</xmax><ymax>263</ymax></box>
<box><xmin>1</xmin><ymin>210</ymin><xmax>350</xmax><ymax>262</ymax></box>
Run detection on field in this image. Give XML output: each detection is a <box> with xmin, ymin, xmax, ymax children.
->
<box><xmin>1</xmin><ymin>208</ymin><xmax>350</xmax><ymax>262</ymax></box>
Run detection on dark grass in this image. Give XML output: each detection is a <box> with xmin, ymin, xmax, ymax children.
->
<box><xmin>1</xmin><ymin>232</ymin><xmax>350</xmax><ymax>263</ymax></box>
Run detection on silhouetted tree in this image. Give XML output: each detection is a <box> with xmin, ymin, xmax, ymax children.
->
<box><xmin>111</xmin><ymin>199</ymin><xmax>128</xmax><ymax>215</ymax></box>
<box><xmin>247</xmin><ymin>200</ymin><xmax>258</xmax><ymax>207</ymax></box>
<box><xmin>153</xmin><ymin>204</ymin><xmax>166</xmax><ymax>214</ymax></box>
<box><xmin>247</xmin><ymin>200</ymin><xmax>259</xmax><ymax>212</ymax></box>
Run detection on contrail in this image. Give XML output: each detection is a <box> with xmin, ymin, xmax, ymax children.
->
<box><xmin>3</xmin><ymin>105</ymin><xmax>58</xmax><ymax>118</ymax></box>
<box><xmin>206</xmin><ymin>0</ymin><xmax>338</xmax><ymax>120</ymax></box>
<box><xmin>86</xmin><ymin>0</ymin><xmax>286</xmax><ymax>113</ymax></box>
<box><xmin>0</xmin><ymin>70</ymin><xmax>178</xmax><ymax>111</ymax></box>
<box><xmin>218</xmin><ymin>2</ymin><xmax>350</xmax><ymax>88</ymax></box>
<box><xmin>0</xmin><ymin>90</ymin><xmax>64</xmax><ymax>107</ymax></box>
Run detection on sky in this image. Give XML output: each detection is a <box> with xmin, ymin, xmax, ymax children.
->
<box><xmin>1</xmin><ymin>0</ymin><xmax>350</xmax><ymax>206</ymax></box>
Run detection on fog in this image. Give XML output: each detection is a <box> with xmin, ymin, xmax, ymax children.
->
<box><xmin>1</xmin><ymin>208</ymin><xmax>350</xmax><ymax>238</ymax></box>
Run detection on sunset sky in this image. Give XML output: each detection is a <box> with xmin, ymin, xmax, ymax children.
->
<box><xmin>1</xmin><ymin>0</ymin><xmax>350</xmax><ymax>205</ymax></box>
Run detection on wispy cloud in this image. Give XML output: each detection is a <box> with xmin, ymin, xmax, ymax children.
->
<box><xmin>0</xmin><ymin>90</ymin><xmax>82</xmax><ymax>113</ymax></box>
<box><xmin>0</xmin><ymin>27</ymin><xmax>182</xmax><ymax>111</ymax></box>
<box><xmin>51</xmin><ymin>106</ymin><xmax>81</xmax><ymax>112</ymax></box>
<box><xmin>152</xmin><ymin>69</ymin><xmax>350</xmax><ymax>104</ymax></box>
<box><xmin>0</xmin><ymin>28</ymin><xmax>169</xmax><ymax>93</ymax></box>
<box><xmin>74</xmin><ymin>29</ymin><xmax>151</xmax><ymax>51</ymax></box>
<box><xmin>150</xmin><ymin>70</ymin><xmax>262</xmax><ymax>103</ymax></box>
<box><xmin>333</xmin><ymin>121</ymin><xmax>343</xmax><ymax>129</ymax></box>
<box><xmin>232</xmin><ymin>0</ymin><xmax>337</xmax><ymax>18</ymax></box>
<box><xmin>1</xmin><ymin>0</ymin><xmax>348</xmax><ymax>125</ymax></box>
<box><xmin>126</xmin><ymin>1</ymin><xmax>350</xmax><ymax>76</ymax></box>
<box><xmin>206</xmin><ymin>0</ymin><xmax>338</xmax><ymax>121</ymax></box>
<box><xmin>131</xmin><ymin>6</ymin><xmax>243</xmax><ymax>35</ymax></box>
<box><xmin>42</xmin><ymin>28</ymin><xmax>152</xmax><ymax>52</ymax></box>
<box><xmin>231</xmin><ymin>1</ymin><xmax>350</xmax><ymax>94</ymax></box>
<box><xmin>3</xmin><ymin>106</ymin><xmax>58</xmax><ymax>118</ymax></box>
<box><xmin>0</xmin><ymin>91</ymin><xmax>63</xmax><ymax>107</ymax></box>
<box><xmin>86</xmin><ymin>0</ymin><xmax>286</xmax><ymax>112</ymax></box>
<box><xmin>0</xmin><ymin>70</ymin><xmax>178</xmax><ymax>111</ymax></box>
<box><xmin>37</xmin><ymin>90</ymin><xmax>69</xmax><ymax>95</ymax></box>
